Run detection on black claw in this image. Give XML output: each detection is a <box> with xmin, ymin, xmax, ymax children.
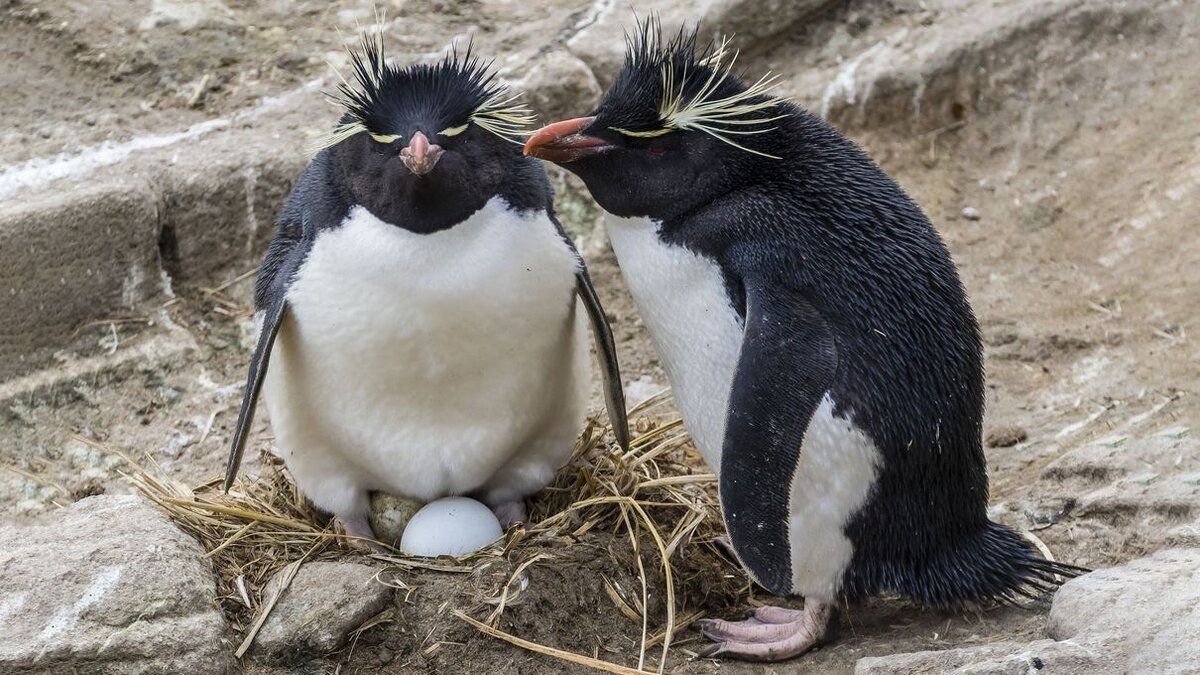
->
<box><xmin>695</xmin><ymin>642</ymin><xmax>724</xmax><ymax>659</ymax></box>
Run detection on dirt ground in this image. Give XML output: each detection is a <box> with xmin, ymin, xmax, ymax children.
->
<box><xmin>2</xmin><ymin>0</ymin><xmax>1198</xmax><ymax>673</ymax></box>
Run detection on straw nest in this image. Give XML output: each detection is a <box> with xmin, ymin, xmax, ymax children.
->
<box><xmin>128</xmin><ymin>390</ymin><xmax>754</xmax><ymax>673</ymax></box>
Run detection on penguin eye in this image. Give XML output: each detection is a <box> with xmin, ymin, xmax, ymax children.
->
<box><xmin>369</xmin><ymin>133</ymin><xmax>400</xmax><ymax>144</ymax></box>
<box><xmin>439</xmin><ymin>123</ymin><xmax>469</xmax><ymax>137</ymax></box>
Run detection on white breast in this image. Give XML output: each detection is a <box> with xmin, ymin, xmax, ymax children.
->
<box><xmin>603</xmin><ymin>215</ymin><xmax>743</xmax><ymax>472</ymax></box>
<box><xmin>604</xmin><ymin>213</ymin><xmax>879</xmax><ymax>601</ymax></box>
<box><xmin>263</xmin><ymin>197</ymin><xmax>590</xmax><ymax>518</ymax></box>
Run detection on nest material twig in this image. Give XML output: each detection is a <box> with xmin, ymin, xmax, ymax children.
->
<box><xmin>130</xmin><ymin>389</ymin><xmax>746</xmax><ymax>673</ymax></box>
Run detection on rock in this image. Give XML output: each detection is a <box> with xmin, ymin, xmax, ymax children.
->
<box><xmin>0</xmin><ymin>494</ymin><xmax>235</xmax><ymax>674</ymax></box>
<box><xmin>567</xmin><ymin>0</ymin><xmax>839</xmax><ymax>88</ymax></box>
<box><xmin>0</xmin><ymin>182</ymin><xmax>159</xmax><ymax>381</ymax></box>
<box><xmin>855</xmin><ymin>639</ymin><xmax>1112</xmax><ymax>675</ymax></box>
<box><xmin>1165</xmin><ymin>522</ymin><xmax>1200</xmax><ymax>547</ymax></box>
<box><xmin>1049</xmin><ymin>548</ymin><xmax>1200</xmax><ymax>672</ymax></box>
<box><xmin>252</xmin><ymin>561</ymin><xmax>393</xmax><ymax>660</ymax></box>
<box><xmin>962</xmin><ymin>206</ymin><xmax>982</xmax><ymax>220</ymax></box>
<box><xmin>138</xmin><ymin>0</ymin><xmax>235</xmax><ymax>31</ymax></box>
<box><xmin>690</xmin><ymin>0</ymin><xmax>841</xmax><ymax>44</ymax></box>
<box><xmin>512</xmin><ymin>51</ymin><xmax>603</xmax><ymax>123</ymax></box>
<box><xmin>1041</xmin><ymin>434</ymin><xmax>1199</xmax><ymax>542</ymax></box>
<box><xmin>985</xmin><ymin>424</ymin><xmax>1028</xmax><ymax>447</ymax></box>
<box><xmin>856</xmin><ymin>550</ymin><xmax>1200</xmax><ymax>674</ymax></box>
<box><xmin>368</xmin><ymin>492</ymin><xmax>424</xmax><ymax>549</ymax></box>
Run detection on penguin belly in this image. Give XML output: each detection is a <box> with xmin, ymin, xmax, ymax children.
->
<box><xmin>604</xmin><ymin>214</ymin><xmax>880</xmax><ymax>601</ymax></box>
<box><xmin>262</xmin><ymin>197</ymin><xmax>590</xmax><ymax>518</ymax></box>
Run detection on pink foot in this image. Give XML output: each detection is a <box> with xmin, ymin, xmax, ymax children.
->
<box><xmin>696</xmin><ymin>602</ymin><xmax>837</xmax><ymax>661</ymax></box>
<box><xmin>334</xmin><ymin>513</ymin><xmax>387</xmax><ymax>552</ymax></box>
<box><xmin>490</xmin><ymin>500</ymin><xmax>528</xmax><ymax>530</ymax></box>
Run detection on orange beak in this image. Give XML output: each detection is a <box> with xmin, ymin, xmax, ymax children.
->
<box><xmin>523</xmin><ymin>116</ymin><xmax>613</xmax><ymax>163</ymax></box>
<box><xmin>400</xmin><ymin>131</ymin><xmax>444</xmax><ymax>176</ymax></box>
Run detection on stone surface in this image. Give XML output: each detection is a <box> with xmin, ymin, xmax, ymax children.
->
<box><xmin>0</xmin><ymin>181</ymin><xmax>159</xmax><ymax>382</ymax></box>
<box><xmin>1043</xmin><ymin>435</ymin><xmax>1200</xmax><ymax>538</ymax></box>
<box><xmin>567</xmin><ymin>0</ymin><xmax>841</xmax><ymax>88</ymax></box>
<box><xmin>252</xmin><ymin>561</ymin><xmax>393</xmax><ymax>660</ymax></box>
<box><xmin>155</xmin><ymin>128</ymin><xmax>304</xmax><ymax>283</ymax></box>
<box><xmin>0</xmin><ymin>82</ymin><xmax>315</xmax><ymax>381</ymax></box>
<box><xmin>512</xmin><ymin>51</ymin><xmax>604</xmax><ymax>122</ymax></box>
<box><xmin>1164</xmin><ymin>522</ymin><xmax>1200</xmax><ymax>548</ymax></box>
<box><xmin>0</xmin><ymin>494</ymin><xmax>235</xmax><ymax>674</ymax></box>
<box><xmin>856</xmin><ymin>550</ymin><xmax>1200</xmax><ymax>674</ymax></box>
<box><xmin>855</xmin><ymin>639</ymin><xmax>1112</xmax><ymax>675</ymax></box>
<box><xmin>1049</xmin><ymin>548</ymin><xmax>1200</xmax><ymax>673</ymax></box>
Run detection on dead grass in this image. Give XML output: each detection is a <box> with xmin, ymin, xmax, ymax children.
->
<box><xmin>128</xmin><ymin>389</ymin><xmax>750</xmax><ymax>673</ymax></box>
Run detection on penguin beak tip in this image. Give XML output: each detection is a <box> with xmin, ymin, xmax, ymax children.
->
<box><xmin>401</xmin><ymin>133</ymin><xmax>444</xmax><ymax>176</ymax></box>
<box><xmin>523</xmin><ymin>116</ymin><xmax>612</xmax><ymax>163</ymax></box>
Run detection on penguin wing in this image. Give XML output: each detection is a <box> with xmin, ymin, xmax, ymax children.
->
<box><xmin>575</xmin><ymin>263</ymin><xmax>631</xmax><ymax>452</ymax></box>
<box><xmin>223</xmin><ymin>295</ymin><xmax>286</xmax><ymax>491</ymax></box>
<box><xmin>545</xmin><ymin>211</ymin><xmax>630</xmax><ymax>451</ymax></box>
<box><xmin>720</xmin><ymin>279</ymin><xmax>838</xmax><ymax>595</ymax></box>
<box><xmin>223</xmin><ymin>221</ymin><xmax>310</xmax><ymax>492</ymax></box>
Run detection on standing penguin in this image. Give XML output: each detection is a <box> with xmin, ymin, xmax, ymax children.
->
<box><xmin>524</xmin><ymin>22</ymin><xmax>1082</xmax><ymax>661</ymax></box>
<box><xmin>225</xmin><ymin>30</ymin><xmax>629</xmax><ymax>543</ymax></box>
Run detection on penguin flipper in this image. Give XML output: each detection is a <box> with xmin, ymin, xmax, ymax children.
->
<box><xmin>720</xmin><ymin>281</ymin><xmax>838</xmax><ymax>596</ymax></box>
<box><xmin>223</xmin><ymin>294</ymin><xmax>287</xmax><ymax>492</ymax></box>
<box><xmin>575</xmin><ymin>267</ymin><xmax>630</xmax><ymax>452</ymax></box>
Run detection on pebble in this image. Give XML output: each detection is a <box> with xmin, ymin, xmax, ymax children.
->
<box><xmin>368</xmin><ymin>492</ymin><xmax>424</xmax><ymax>549</ymax></box>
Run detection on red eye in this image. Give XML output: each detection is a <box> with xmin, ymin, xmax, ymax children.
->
<box><xmin>649</xmin><ymin>144</ymin><xmax>669</xmax><ymax>155</ymax></box>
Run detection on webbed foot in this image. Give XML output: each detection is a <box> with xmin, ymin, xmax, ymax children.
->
<box><xmin>490</xmin><ymin>500</ymin><xmax>528</xmax><ymax>530</ymax></box>
<box><xmin>333</xmin><ymin>513</ymin><xmax>387</xmax><ymax>553</ymax></box>
<box><xmin>696</xmin><ymin>602</ymin><xmax>837</xmax><ymax>661</ymax></box>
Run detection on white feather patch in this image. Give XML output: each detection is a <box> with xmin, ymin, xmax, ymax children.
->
<box><xmin>262</xmin><ymin>197</ymin><xmax>590</xmax><ymax>518</ymax></box>
<box><xmin>603</xmin><ymin>213</ymin><xmax>882</xmax><ymax>599</ymax></box>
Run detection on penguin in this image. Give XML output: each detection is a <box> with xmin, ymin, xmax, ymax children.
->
<box><xmin>224</xmin><ymin>30</ymin><xmax>629</xmax><ymax>545</ymax></box>
<box><xmin>523</xmin><ymin>21</ymin><xmax>1084</xmax><ymax>661</ymax></box>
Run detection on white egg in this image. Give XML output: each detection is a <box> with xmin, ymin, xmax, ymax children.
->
<box><xmin>399</xmin><ymin>497</ymin><xmax>503</xmax><ymax>557</ymax></box>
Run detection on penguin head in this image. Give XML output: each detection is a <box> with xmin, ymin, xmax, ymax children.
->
<box><xmin>524</xmin><ymin>20</ymin><xmax>788</xmax><ymax>221</ymax></box>
<box><xmin>315</xmin><ymin>31</ymin><xmax>534</xmax><ymax>232</ymax></box>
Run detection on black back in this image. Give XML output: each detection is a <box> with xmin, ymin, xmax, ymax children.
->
<box><xmin>548</xmin><ymin>19</ymin><xmax>1083</xmax><ymax>606</ymax></box>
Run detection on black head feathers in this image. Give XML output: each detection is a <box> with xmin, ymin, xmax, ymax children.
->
<box><xmin>594</xmin><ymin>17</ymin><xmax>788</xmax><ymax>158</ymax></box>
<box><xmin>313</xmin><ymin>27</ymin><xmax>533</xmax><ymax>153</ymax></box>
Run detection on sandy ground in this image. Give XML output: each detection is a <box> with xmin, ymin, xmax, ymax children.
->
<box><xmin>2</xmin><ymin>0</ymin><xmax>1197</xmax><ymax>673</ymax></box>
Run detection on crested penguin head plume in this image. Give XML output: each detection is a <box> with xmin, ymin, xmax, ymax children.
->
<box><xmin>316</xmin><ymin>23</ymin><xmax>536</xmax><ymax>232</ymax></box>
<box><xmin>524</xmin><ymin>17</ymin><xmax>790</xmax><ymax>220</ymax></box>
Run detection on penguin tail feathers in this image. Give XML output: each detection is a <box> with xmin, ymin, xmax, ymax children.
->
<box><xmin>908</xmin><ymin>522</ymin><xmax>1089</xmax><ymax>609</ymax></box>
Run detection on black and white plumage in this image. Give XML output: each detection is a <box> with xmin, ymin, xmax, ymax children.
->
<box><xmin>526</xmin><ymin>21</ymin><xmax>1083</xmax><ymax>661</ymax></box>
<box><xmin>226</xmin><ymin>30</ymin><xmax>629</xmax><ymax>544</ymax></box>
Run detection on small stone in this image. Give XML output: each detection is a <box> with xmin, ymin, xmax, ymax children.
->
<box><xmin>962</xmin><ymin>206</ymin><xmax>982</xmax><ymax>220</ymax></box>
<box><xmin>252</xmin><ymin>561</ymin><xmax>393</xmax><ymax>659</ymax></box>
<box><xmin>375</xmin><ymin>645</ymin><xmax>395</xmax><ymax>664</ymax></box>
<box><xmin>368</xmin><ymin>492</ymin><xmax>424</xmax><ymax>549</ymax></box>
<box><xmin>985</xmin><ymin>424</ymin><xmax>1028</xmax><ymax>447</ymax></box>
<box><xmin>1165</xmin><ymin>522</ymin><xmax>1200</xmax><ymax>547</ymax></box>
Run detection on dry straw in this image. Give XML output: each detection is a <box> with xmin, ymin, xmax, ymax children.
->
<box><xmin>127</xmin><ymin>389</ymin><xmax>746</xmax><ymax>673</ymax></box>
